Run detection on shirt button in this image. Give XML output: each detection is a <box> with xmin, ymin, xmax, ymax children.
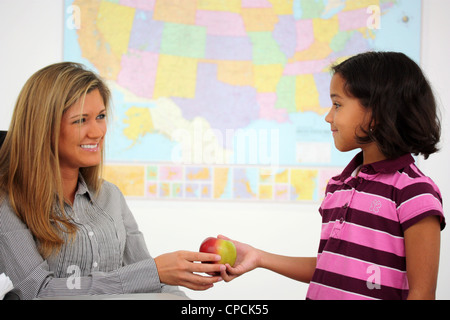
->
<box><xmin>88</xmin><ymin>231</ymin><xmax>94</xmax><ymax>237</ymax></box>
<box><xmin>339</xmin><ymin>217</ymin><xmax>344</xmax><ymax>224</ymax></box>
<box><xmin>93</xmin><ymin>262</ymin><xmax>98</xmax><ymax>268</ymax></box>
<box><xmin>342</xmin><ymin>203</ymin><xmax>349</xmax><ymax>209</ymax></box>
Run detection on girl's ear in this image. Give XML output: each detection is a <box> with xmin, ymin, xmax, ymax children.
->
<box><xmin>369</xmin><ymin>117</ymin><xmax>377</xmax><ymax>133</ymax></box>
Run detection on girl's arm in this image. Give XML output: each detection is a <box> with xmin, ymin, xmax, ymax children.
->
<box><xmin>259</xmin><ymin>253</ymin><xmax>317</xmax><ymax>283</ymax></box>
<box><xmin>218</xmin><ymin>235</ymin><xmax>316</xmax><ymax>283</ymax></box>
<box><xmin>404</xmin><ymin>215</ymin><xmax>441</xmax><ymax>300</ymax></box>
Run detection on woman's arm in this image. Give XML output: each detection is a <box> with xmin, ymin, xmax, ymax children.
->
<box><xmin>404</xmin><ymin>215</ymin><xmax>441</xmax><ymax>300</ymax></box>
<box><xmin>118</xmin><ymin>187</ymin><xmax>224</xmax><ymax>292</ymax></box>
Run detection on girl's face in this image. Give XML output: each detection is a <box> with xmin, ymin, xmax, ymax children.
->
<box><xmin>326</xmin><ymin>74</ymin><xmax>373</xmax><ymax>154</ymax></box>
<box><xmin>58</xmin><ymin>89</ymin><xmax>107</xmax><ymax>175</ymax></box>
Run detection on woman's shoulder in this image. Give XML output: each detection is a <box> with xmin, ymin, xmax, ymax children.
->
<box><xmin>0</xmin><ymin>194</ymin><xmax>28</xmax><ymax>233</ymax></box>
<box><xmin>100</xmin><ymin>179</ymin><xmax>122</xmax><ymax>194</ymax></box>
<box><xmin>93</xmin><ymin>179</ymin><xmax>127</xmax><ymax>206</ymax></box>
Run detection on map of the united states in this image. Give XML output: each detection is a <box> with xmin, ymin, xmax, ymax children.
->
<box><xmin>65</xmin><ymin>0</ymin><xmax>420</xmax><ymax>201</ymax></box>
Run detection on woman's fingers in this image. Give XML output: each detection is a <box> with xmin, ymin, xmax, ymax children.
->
<box><xmin>181</xmin><ymin>266</ymin><xmax>224</xmax><ymax>291</ymax></box>
<box><xmin>183</xmin><ymin>251</ymin><xmax>221</xmax><ymax>263</ymax></box>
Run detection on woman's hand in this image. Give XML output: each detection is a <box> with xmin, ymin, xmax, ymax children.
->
<box><xmin>154</xmin><ymin>251</ymin><xmax>225</xmax><ymax>291</ymax></box>
<box><xmin>216</xmin><ymin>235</ymin><xmax>262</xmax><ymax>282</ymax></box>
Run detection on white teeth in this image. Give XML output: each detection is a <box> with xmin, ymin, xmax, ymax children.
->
<box><xmin>81</xmin><ymin>144</ymin><xmax>98</xmax><ymax>149</ymax></box>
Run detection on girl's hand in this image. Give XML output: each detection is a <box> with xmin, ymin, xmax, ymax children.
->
<box><xmin>216</xmin><ymin>235</ymin><xmax>262</xmax><ymax>282</ymax></box>
<box><xmin>155</xmin><ymin>251</ymin><xmax>225</xmax><ymax>291</ymax></box>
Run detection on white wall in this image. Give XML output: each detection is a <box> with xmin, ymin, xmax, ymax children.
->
<box><xmin>419</xmin><ymin>0</ymin><xmax>450</xmax><ymax>301</ymax></box>
<box><xmin>0</xmin><ymin>0</ymin><xmax>64</xmax><ymax>129</ymax></box>
<box><xmin>1</xmin><ymin>0</ymin><xmax>449</xmax><ymax>300</ymax></box>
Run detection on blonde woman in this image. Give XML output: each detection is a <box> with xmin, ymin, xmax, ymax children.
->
<box><xmin>0</xmin><ymin>62</ymin><xmax>224</xmax><ymax>300</ymax></box>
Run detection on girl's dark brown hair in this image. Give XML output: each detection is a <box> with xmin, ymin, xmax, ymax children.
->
<box><xmin>332</xmin><ymin>51</ymin><xmax>441</xmax><ymax>160</ymax></box>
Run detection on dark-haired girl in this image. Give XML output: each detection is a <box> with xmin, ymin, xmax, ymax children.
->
<box><xmin>219</xmin><ymin>52</ymin><xmax>445</xmax><ymax>300</ymax></box>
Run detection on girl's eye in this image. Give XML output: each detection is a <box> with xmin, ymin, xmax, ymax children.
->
<box><xmin>97</xmin><ymin>113</ymin><xmax>106</xmax><ymax>120</ymax></box>
<box><xmin>334</xmin><ymin>102</ymin><xmax>342</xmax><ymax>109</ymax></box>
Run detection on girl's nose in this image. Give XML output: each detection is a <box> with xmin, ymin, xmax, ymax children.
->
<box><xmin>325</xmin><ymin>107</ymin><xmax>333</xmax><ymax>124</ymax></box>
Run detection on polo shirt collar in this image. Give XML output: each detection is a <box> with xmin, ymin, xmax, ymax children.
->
<box><xmin>340</xmin><ymin>151</ymin><xmax>415</xmax><ymax>181</ymax></box>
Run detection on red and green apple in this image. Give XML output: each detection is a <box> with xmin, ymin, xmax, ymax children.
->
<box><xmin>199</xmin><ymin>237</ymin><xmax>237</xmax><ymax>267</ymax></box>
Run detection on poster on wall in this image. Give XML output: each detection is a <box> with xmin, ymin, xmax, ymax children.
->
<box><xmin>63</xmin><ymin>0</ymin><xmax>421</xmax><ymax>202</ymax></box>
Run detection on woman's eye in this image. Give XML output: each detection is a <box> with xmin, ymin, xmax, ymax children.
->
<box><xmin>97</xmin><ymin>113</ymin><xmax>106</xmax><ymax>120</ymax></box>
<box><xmin>334</xmin><ymin>102</ymin><xmax>342</xmax><ymax>109</ymax></box>
<box><xmin>73</xmin><ymin>118</ymin><xmax>86</xmax><ymax>124</ymax></box>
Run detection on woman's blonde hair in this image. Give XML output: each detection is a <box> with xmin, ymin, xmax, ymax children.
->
<box><xmin>0</xmin><ymin>62</ymin><xmax>111</xmax><ymax>257</ymax></box>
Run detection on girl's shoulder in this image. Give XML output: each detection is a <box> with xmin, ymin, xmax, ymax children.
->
<box><xmin>394</xmin><ymin>163</ymin><xmax>445</xmax><ymax>231</ymax></box>
<box><xmin>396</xmin><ymin>162</ymin><xmax>442</xmax><ymax>198</ymax></box>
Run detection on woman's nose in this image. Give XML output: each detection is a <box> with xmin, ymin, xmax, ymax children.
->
<box><xmin>87</xmin><ymin>121</ymin><xmax>106</xmax><ymax>139</ymax></box>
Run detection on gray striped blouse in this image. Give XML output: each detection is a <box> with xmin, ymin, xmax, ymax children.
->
<box><xmin>0</xmin><ymin>175</ymin><xmax>185</xmax><ymax>299</ymax></box>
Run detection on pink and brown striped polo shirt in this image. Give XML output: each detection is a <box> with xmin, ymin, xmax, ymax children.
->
<box><xmin>306</xmin><ymin>152</ymin><xmax>445</xmax><ymax>300</ymax></box>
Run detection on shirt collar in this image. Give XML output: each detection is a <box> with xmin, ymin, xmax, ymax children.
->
<box><xmin>340</xmin><ymin>151</ymin><xmax>415</xmax><ymax>181</ymax></box>
<box><xmin>75</xmin><ymin>173</ymin><xmax>94</xmax><ymax>200</ymax></box>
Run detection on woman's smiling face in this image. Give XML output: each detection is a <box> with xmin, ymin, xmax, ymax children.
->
<box><xmin>58</xmin><ymin>89</ymin><xmax>107</xmax><ymax>174</ymax></box>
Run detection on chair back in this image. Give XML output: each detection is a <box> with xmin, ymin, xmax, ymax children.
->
<box><xmin>0</xmin><ymin>131</ymin><xmax>6</xmax><ymax>148</ymax></box>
